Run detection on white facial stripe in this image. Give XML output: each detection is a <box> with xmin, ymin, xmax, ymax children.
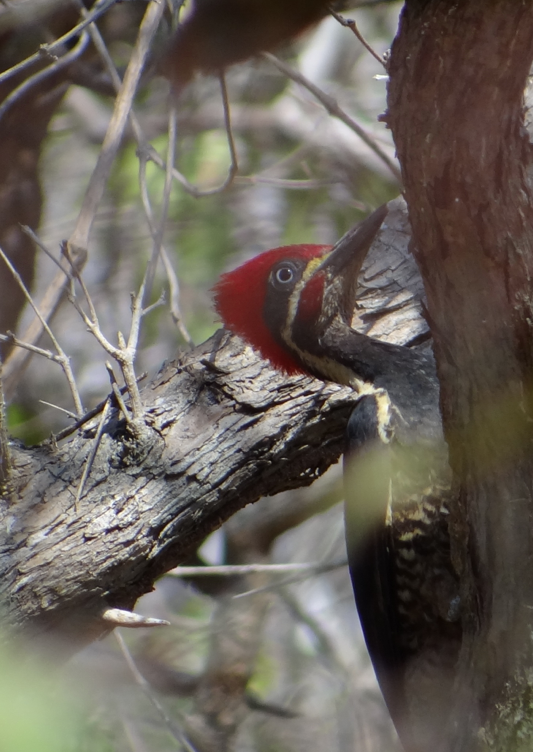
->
<box><xmin>278</xmin><ymin>255</ymin><xmax>354</xmax><ymax>384</ymax></box>
<box><xmin>281</xmin><ymin>255</ymin><xmax>326</xmax><ymax>350</ymax></box>
<box><xmin>274</xmin><ymin>256</ymin><xmax>396</xmax><ymax>447</ymax></box>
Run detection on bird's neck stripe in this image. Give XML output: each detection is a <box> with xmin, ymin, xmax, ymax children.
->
<box><xmin>283</xmin><ymin>255</ymin><xmax>326</xmax><ymax>342</ymax></box>
<box><xmin>278</xmin><ymin>255</ymin><xmax>341</xmax><ymax>379</ymax></box>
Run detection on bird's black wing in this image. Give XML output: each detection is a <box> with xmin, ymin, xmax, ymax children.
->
<box><xmin>343</xmin><ymin>394</ymin><xmax>411</xmax><ymax>735</ymax></box>
<box><xmin>344</xmin><ymin>393</ymin><xmax>461</xmax><ymax>752</ymax></box>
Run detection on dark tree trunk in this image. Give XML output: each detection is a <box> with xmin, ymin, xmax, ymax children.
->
<box><xmin>387</xmin><ymin>2</ymin><xmax>533</xmax><ymax>749</ymax></box>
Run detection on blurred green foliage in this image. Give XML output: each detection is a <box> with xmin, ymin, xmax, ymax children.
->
<box><xmin>0</xmin><ymin>647</ymin><xmax>79</xmax><ymax>752</ymax></box>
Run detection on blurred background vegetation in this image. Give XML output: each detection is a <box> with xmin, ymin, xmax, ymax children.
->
<box><xmin>1</xmin><ymin>1</ymin><xmax>403</xmax><ymax>749</ymax></box>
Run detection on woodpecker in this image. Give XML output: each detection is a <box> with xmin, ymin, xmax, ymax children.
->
<box><xmin>213</xmin><ymin>205</ymin><xmax>461</xmax><ymax>752</ymax></box>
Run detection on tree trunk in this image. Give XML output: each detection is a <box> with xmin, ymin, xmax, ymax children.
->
<box><xmin>387</xmin><ymin>2</ymin><xmax>533</xmax><ymax>749</ymax></box>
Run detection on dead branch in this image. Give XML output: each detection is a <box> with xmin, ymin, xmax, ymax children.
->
<box><xmin>0</xmin><ymin>198</ymin><xmax>422</xmax><ymax>658</ymax></box>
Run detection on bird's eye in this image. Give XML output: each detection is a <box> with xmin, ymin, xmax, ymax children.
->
<box><xmin>271</xmin><ymin>261</ymin><xmax>299</xmax><ymax>290</ymax></box>
<box><xmin>276</xmin><ymin>267</ymin><xmax>294</xmax><ymax>283</ymax></box>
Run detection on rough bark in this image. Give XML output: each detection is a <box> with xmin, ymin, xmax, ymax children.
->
<box><xmin>0</xmin><ymin>198</ymin><xmax>424</xmax><ymax>658</ymax></box>
<box><xmin>387</xmin><ymin>2</ymin><xmax>533</xmax><ymax>750</ymax></box>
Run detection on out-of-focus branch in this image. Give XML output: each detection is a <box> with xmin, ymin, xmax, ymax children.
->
<box><xmin>0</xmin><ymin>0</ymin><xmax>118</xmax><ymax>86</ymax></box>
<box><xmin>0</xmin><ymin>245</ymin><xmax>83</xmax><ymax>415</ymax></box>
<box><xmin>69</xmin><ymin>0</ymin><xmax>164</xmax><ymax>253</ymax></box>
<box><xmin>0</xmin><ymin>31</ymin><xmax>89</xmax><ymax>123</ymax></box>
<box><xmin>262</xmin><ymin>52</ymin><xmax>401</xmax><ymax>183</ymax></box>
<box><xmin>2</xmin><ymin>0</ymin><xmax>165</xmax><ymax>395</ymax></box>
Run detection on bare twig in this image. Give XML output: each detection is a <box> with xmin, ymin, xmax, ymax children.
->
<box><xmin>263</xmin><ymin>52</ymin><xmax>401</xmax><ymax>183</ymax></box>
<box><xmin>235</xmin><ymin>175</ymin><xmax>336</xmax><ymax>189</ymax></box>
<box><xmin>20</xmin><ymin>226</ymin><xmax>71</xmax><ymax>278</ymax></box>
<box><xmin>330</xmin><ymin>8</ymin><xmax>387</xmax><ymax>69</ymax></box>
<box><xmin>2</xmin><ymin>243</ymin><xmax>85</xmax><ymax>400</ymax></box>
<box><xmin>102</xmin><ymin>608</ymin><xmax>169</xmax><ymax>628</ymax></box>
<box><xmin>162</xmin><ymin>72</ymin><xmax>238</xmax><ymax>197</ymax></box>
<box><xmin>0</xmin><ymin>32</ymin><xmax>89</xmax><ymax>123</ymax></box>
<box><xmin>168</xmin><ymin>561</ymin><xmax>347</xmax><ymax>577</ymax></box>
<box><xmin>120</xmin><ymin>326</ymin><xmax>142</xmax><ymax>419</ymax></box>
<box><xmin>140</xmin><ymin>104</ymin><xmax>178</xmax><ymax>309</ymax></box>
<box><xmin>160</xmin><ymin>249</ymin><xmax>194</xmax><ymax>346</ymax></box>
<box><xmin>115</xmin><ymin>631</ymin><xmax>199</xmax><ymax>752</ymax></box>
<box><xmin>137</xmin><ymin>119</ymin><xmax>194</xmax><ymax>346</ymax></box>
<box><xmin>75</xmin><ymin>398</ymin><xmax>110</xmax><ymax>511</ymax></box>
<box><xmin>62</xmin><ymin>246</ymin><xmax>143</xmax><ymax>418</ymax></box>
<box><xmin>217</xmin><ymin>70</ymin><xmax>239</xmax><ymax>189</ymax></box>
<box><xmin>0</xmin><ymin>247</ymin><xmax>83</xmax><ymax>415</ymax></box>
<box><xmin>39</xmin><ymin>400</ymin><xmax>78</xmax><ymax>419</ymax></box>
<box><xmin>0</xmin><ymin>332</ymin><xmax>60</xmax><ymax>362</ymax></box>
<box><xmin>105</xmin><ymin>361</ymin><xmax>131</xmax><ymax>423</ymax></box>
<box><xmin>232</xmin><ymin>559</ymin><xmax>347</xmax><ymax>598</ymax></box>
<box><xmin>53</xmin><ymin>372</ymin><xmax>147</xmax><ymax>443</ymax></box>
<box><xmin>68</xmin><ymin>0</ymin><xmax>166</xmax><ymax>254</ymax></box>
<box><xmin>56</xmin><ymin>0</ymin><xmax>172</xmax><ymax>406</ymax></box>
<box><xmin>0</xmin><ymin>0</ymin><xmax>118</xmax><ymax>86</ymax></box>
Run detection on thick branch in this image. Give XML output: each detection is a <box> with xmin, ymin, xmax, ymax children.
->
<box><xmin>0</xmin><ymin>198</ymin><xmax>423</xmax><ymax>657</ymax></box>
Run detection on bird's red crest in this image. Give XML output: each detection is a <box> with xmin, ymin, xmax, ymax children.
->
<box><xmin>213</xmin><ymin>244</ymin><xmax>331</xmax><ymax>373</ymax></box>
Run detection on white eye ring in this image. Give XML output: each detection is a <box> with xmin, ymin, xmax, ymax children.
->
<box><xmin>274</xmin><ymin>266</ymin><xmax>294</xmax><ymax>285</ymax></box>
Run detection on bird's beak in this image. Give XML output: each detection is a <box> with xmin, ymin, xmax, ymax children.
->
<box><xmin>315</xmin><ymin>203</ymin><xmax>388</xmax><ymax>323</ymax></box>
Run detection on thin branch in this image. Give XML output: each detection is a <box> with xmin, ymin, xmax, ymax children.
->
<box><xmin>20</xmin><ymin>226</ymin><xmax>71</xmax><ymax>279</ymax></box>
<box><xmin>52</xmin><ymin>0</ymin><xmax>169</xmax><ymax>415</ymax></box>
<box><xmin>279</xmin><ymin>589</ymin><xmax>350</xmax><ymax>677</ymax></box>
<box><xmin>232</xmin><ymin>559</ymin><xmax>347</xmax><ymax>598</ymax></box>
<box><xmin>158</xmin><ymin>71</ymin><xmax>238</xmax><ymax>198</ymax></box>
<box><xmin>0</xmin><ymin>0</ymin><xmax>118</xmax><ymax>86</ymax></box>
<box><xmin>75</xmin><ymin>399</ymin><xmax>111</xmax><ymax>512</ymax></box>
<box><xmin>116</xmin><ymin>332</ymin><xmax>143</xmax><ymax>419</ymax></box>
<box><xmin>0</xmin><ymin>247</ymin><xmax>83</xmax><ymax>415</ymax></box>
<box><xmin>38</xmin><ymin>400</ymin><xmax>78</xmax><ymax>419</ymax></box>
<box><xmin>140</xmin><ymin>293</ymin><xmax>166</xmax><ymax>318</ymax></box>
<box><xmin>330</xmin><ymin>9</ymin><xmax>387</xmax><ymax>69</ymax></box>
<box><xmin>217</xmin><ymin>70</ymin><xmax>239</xmax><ymax>190</ymax></box>
<box><xmin>2</xmin><ymin>243</ymin><xmax>84</xmax><ymax>401</ymax></box>
<box><xmin>160</xmin><ymin>249</ymin><xmax>194</xmax><ymax>346</ymax></box>
<box><xmin>53</xmin><ymin>372</ymin><xmax>147</xmax><ymax>443</ymax></box>
<box><xmin>115</xmin><ymin>631</ymin><xmax>199</xmax><ymax>752</ymax></box>
<box><xmin>3</xmin><ymin>0</ymin><xmax>160</xmax><ymax>394</ymax></box>
<box><xmin>235</xmin><ymin>175</ymin><xmax>337</xmax><ymax>189</ymax></box>
<box><xmin>105</xmin><ymin>361</ymin><xmax>131</xmax><ymax>424</ymax></box>
<box><xmin>137</xmin><ymin>124</ymin><xmax>193</xmax><ymax>346</ymax></box>
<box><xmin>0</xmin><ymin>32</ymin><xmax>90</xmax><ymax>123</ymax></box>
<box><xmin>168</xmin><ymin>561</ymin><xmax>347</xmax><ymax>577</ymax></box>
<box><xmin>140</xmin><ymin>104</ymin><xmax>178</xmax><ymax>310</ymax></box>
<box><xmin>68</xmin><ymin>0</ymin><xmax>166</xmax><ymax>254</ymax></box>
<box><xmin>62</xmin><ymin>246</ymin><xmax>143</xmax><ymax>418</ymax></box>
<box><xmin>0</xmin><ymin>332</ymin><xmax>61</xmax><ymax>362</ymax></box>
<box><xmin>262</xmin><ymin>52</ymin><xmax>402</xmax><ymax>183</ymax></box>
<box><xmin>62</xmin><ymin>244</ymin><xmax>100</xmax><ymax>324</ymax></box>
